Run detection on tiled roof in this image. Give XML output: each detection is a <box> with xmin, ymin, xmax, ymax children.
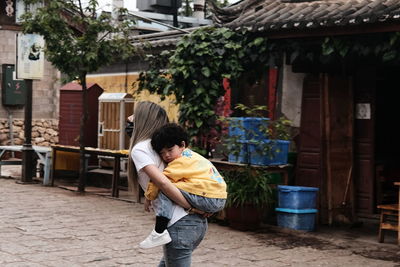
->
<box><xmin>211</xmin><ymin>0</ymin><xmax>400</xmax><ymax>32</ymax></box>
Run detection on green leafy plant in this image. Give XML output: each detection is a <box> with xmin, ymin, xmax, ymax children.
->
<box><xmin>219</xmin><ymin>104</ymin><xmax>292</xmax><ymax>163</ymax></box>
<box><xmin>138</xmin><ymin>29</ymin><xmax>400</xmax><ymax>156</ymax></box>
<box><xmin>137</xmin><ymin>27</ymin><xmax>270</xmax><ymax>152</ymax></box>
<box><xmin>234</xmin><ymin>103</ymin><xmax>269</xmax><ymax>117</ymax></box>
<box><xmin>222</xmin><ymin>168</ymin><xmax>275</xmax><ymax>208</ymax></box>
<box><xmin>321</xmin><ymin>33</ymin><xmax>400</xmax><ymax>63</ymax></box>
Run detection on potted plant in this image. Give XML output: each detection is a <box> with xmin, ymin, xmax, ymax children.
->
<box><xmin>220</xmin><ymin>104</ymin><xmax>292</xmax><ymax>166</ymax></box>
<box><xmin>222</xmin><ymin>168</ymin><xmax>275</xmax><ymax>231</ymax></box>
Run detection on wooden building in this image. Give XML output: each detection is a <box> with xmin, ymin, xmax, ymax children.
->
<box><xmin>59</xmin><ymin>82</ymin><xmax>103</xmax><ymax>148</ymax></box>
<box><xmin>98</xmin><ymin>93</ymin><xmax>134</xmax><ymax>151</ymax></box>
<box><xmin>212</xmin><ymin>0</ymin><xmax>400</xmax><ymax>224</ymax></box>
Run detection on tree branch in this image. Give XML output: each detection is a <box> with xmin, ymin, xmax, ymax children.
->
<box><xmin>77</xmin><ymin>0</ymin><xmax>84</xmax><ymax>18</ymax></box>
<box><xmin>98</xmin><ymin>30</ymin><xmax>113</xmax><ymax>42</ymax></box>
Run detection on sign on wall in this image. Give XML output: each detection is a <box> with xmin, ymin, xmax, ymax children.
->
<box><xmin>355</xmin><ymin>103</ymin><xmax>371</xmax><ymax>120</ymax></box>
<box><xmin>16</xmin><ymin>33</ymin><xmax>44</xmax><ymax>80</ymax></box>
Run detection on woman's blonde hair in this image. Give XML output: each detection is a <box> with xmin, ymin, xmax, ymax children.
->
<box><xmin>127</xmin><ymin>101</ymin><xmax>169</xmax><ymax>200</ymax></box>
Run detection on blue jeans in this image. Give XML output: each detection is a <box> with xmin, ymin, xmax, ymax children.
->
<box><xmin>158</xmin><ymin>214</ymin><xmax>208</xmax><ymax>267</ymax></box>
<box><xmin>181</xmin><ymin>190</ymin><xmax>226</xmax><ymax>213</ymax></box>
<box><xmin>156</xmin><ymin>191</ymin><xmax>226</xmax><ymax>219</ymax></box>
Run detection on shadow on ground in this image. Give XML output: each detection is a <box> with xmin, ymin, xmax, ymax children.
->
<box><xmin>252</xmin><ymin>225</ymin><xmax>400</xmax><ymax>263</ymax></box>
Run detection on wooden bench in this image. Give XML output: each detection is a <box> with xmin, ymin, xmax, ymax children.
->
<box><xmin>0</xmin><ymin>145</ymin><xmax>52</xmax><ymax>185</ymax></box>
<box><xmin>377</xmin><ymin>203</ymin><xmax>399</xmax><ymax>244</ymax></box>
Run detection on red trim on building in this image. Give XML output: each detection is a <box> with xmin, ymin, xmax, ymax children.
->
<box><xmin>223</xmin><ymin>78</ymin><xmax>232</xmax><ymax>117</ymax></box>
<box><xmin>268</xmin><ymin>68</ymin><xmax>278</xmax><ymax>120</ymax></box>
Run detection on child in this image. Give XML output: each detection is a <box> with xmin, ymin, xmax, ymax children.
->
<box><xmin>139</xmin><ymin>123</ymin><xmax>227</xmax><ymax>249</ymax></box>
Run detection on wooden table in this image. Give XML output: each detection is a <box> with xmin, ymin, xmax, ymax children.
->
<box><xmin>50</xmin><ymin>145</ymin><xmax>128</xmax><ymax>197</ymax></box>
<box><xmin>210</xmin><ymin>159</ymin><xmax>291</xmax><ymax>185</ymax></box>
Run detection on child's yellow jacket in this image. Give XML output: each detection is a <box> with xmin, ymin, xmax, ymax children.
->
<box><xmin>145</xmin><ymin>149</ymin><xmax>227</xmax><ymax>200</ymax></box>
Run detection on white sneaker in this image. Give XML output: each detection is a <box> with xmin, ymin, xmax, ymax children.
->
<box><xmin>139</xmin><ymin>229</ymin><xmax>172</xmax><ymax>249</ymax></box>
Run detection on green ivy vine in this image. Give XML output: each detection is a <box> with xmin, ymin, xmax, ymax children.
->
<box><xmin>321</xmin><ymin>32</ymin><xmax>400</xmax><ymax>62</ymax></box>
<box><xmin>137</xmin><ymin>27</ymin><xmax>270</xmax><ymax>150</ymax></box>
<box><xmin>137</xmin><ymin>26</ymin><xmax>400</xmax><ymax>152</ymax></box>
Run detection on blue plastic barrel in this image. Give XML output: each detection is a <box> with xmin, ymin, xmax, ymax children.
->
<box><xmin>247</xmin><ymin>140</ymin><xmax>290</xmax><ymax>166</ymax></box>
<box><xmin>278</xmin><ymin>185</ymin><xmax>319</xmax><ymax>209</ymax></box>
<box><xmin>227</xmin><ymin>141</ymin><xmax>249</xmax><ymax>164</ymax></box>
<box><xmin>275</xmin><ymin>207</ymin><xmax>317</xmax><ymax>231</ymax></box>
<box><xmin>228</xmin><ymin>117</ymin><xmax>269</xmax><ymax>141</ymax></box>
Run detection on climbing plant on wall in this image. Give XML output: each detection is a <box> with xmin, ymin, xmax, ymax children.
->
<box><xmin>138</xmin><ymin>26</ymin><xmax>270</xmax><ymax>151</ymax></box>
<box><xmin>321</xmin><ymin>33</ymin><xmax>400</xmax><ymax>62</ymax></box>
<box><xmin>138</xmin><ymin>26</ymin><xmax>400</xmax><ymax>152</ymax></box>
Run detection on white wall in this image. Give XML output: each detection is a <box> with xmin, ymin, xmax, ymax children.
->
<box><xmin>281</xmin><ymin>64</ymin><xmax>305</xmax><ymax>128</ymax></box>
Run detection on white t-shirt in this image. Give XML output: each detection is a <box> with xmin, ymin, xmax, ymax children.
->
<box><xmin>131</xmin><ymin>139</ymin><xmax>187</xmax><ymax>226</ymax></box>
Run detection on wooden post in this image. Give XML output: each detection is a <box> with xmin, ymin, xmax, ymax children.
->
<box><xmin>21</xmin><ymin>79</ymin><xmax>35</xmax><ymax>183</ymax></box>
<box><xmin>172</xmin><ymin>0</ymin><xmax>178</xmax><ymax>27</ymax></box>
<box><xmin>112</xmin><ymin>156</ymin><xmax>121</xmax><ymax>198</ymax></box>
<box><xmin>322</xmin><ymin>74</ymin><xmax>333</xmax><ymax>225</ymax></box>
<box><xmin>78</xmin><ymin>75</ymin><xmax>88</xmax><ymax>192</ymax></box>
<box><xmin>349</xmin><ymin>80</ymin><xmax>356</xmax><ymax>222</ymax></box>
<box><xmin>397</xmin><ymin>182</ymin><xmax>400</xmax><ymax>245</ymax></box>
<box><xmin>268</xmin><ymin>68</ymin><xmax>278</xmax><ymax>120</ymax></box>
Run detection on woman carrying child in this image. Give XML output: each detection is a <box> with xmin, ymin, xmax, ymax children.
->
<box><xmin>128</xmin><ymin>101</ymin><xmax>210</xmax><ymax>267</ymax></box>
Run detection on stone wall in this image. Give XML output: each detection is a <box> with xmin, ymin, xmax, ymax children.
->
<box><xmin>0</xmin><ymin>119</ymin><xmax>58</xmax><ymax>146</ymax></box>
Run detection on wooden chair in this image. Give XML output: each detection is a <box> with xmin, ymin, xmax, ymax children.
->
<box><xmin>377</xmin><ymin>204</ymin><xmax>399</xmax><ymax>244</ymax></box>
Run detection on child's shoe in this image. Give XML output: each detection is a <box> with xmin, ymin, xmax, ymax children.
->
<box><xmin>139</xmin><ymin>229</ymin><xmax>172</xmax><ymax>249</ymax></box>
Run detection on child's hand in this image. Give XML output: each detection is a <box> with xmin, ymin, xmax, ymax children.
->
<box><xmin>144</xmin><ymin>199</ymin><xmax>152</xmax><ymax>212</ymax></box>
<box><xmin>188</xmin><ymin>207</ymin><xmax>213</xmax><ymax>218</ymax></box>
<box><xmin>202</xmin><ymin>212</ymin><xmax>213</xmax><ymax>218</ymax></box>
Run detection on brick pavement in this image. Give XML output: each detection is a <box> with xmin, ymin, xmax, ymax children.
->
<box><xmin>0</xmin><ymin>174</ymin><xmax>398</xmax><ymax>266</ymax></box>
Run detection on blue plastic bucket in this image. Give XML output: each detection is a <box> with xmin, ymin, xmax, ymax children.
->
<box><xmin>228</xmin><ymin>117</ymin><xmax>269</xmax><ymax>141</ymax></box>
<box><xmin>278</xmin><ymin>185</ymin><xmax>319</xmax><ymax>209</ymax></box>
<box><xmin>247</xmin><ymin>140</ymin><xmax>290</xmax><ymax>166</ymax></box>
<box><xmin>228</xmin><ymin>117</ymin><xmax>247</xmax><ymax>140</ymax></box>
<box><xmin>275</xmin><ymin>207</ymin><xmax>317</xmax><ymax>231</ymax></box>
<box><xmin>227</xmin><ymin>141</ymin><xmax>248</xmax><ymax>164</ymax></box>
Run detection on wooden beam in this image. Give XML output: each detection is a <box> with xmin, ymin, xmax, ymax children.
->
<box><xmin>0</xmin><ymin>25</ymin><xmax>22</xmax><ymax>31</ymax></box>
<box><xmin>322</xmin><ymin>74</ymin><xmax>333</xmax><ymax>225</ymax></box>
<box><xmin>268</xmin><ymin>68</ymin><xmax>278</xmax><ymax>120</ymax></box>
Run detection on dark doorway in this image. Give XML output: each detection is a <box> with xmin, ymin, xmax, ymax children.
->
<box><xmin>231</xmin><ymin>71</ymin><xmax>269</xmax><ymax>117</ymax></box>
<box><xmin>374</xmin><ymin>67</ymin><xmax>400</xmax><ymax>206</ymax></box>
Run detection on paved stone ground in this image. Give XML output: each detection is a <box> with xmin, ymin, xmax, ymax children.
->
<box><xmin>0</xmin><ymin>167</ymin><xmax>399</xmax><ymax>266</ymax></box>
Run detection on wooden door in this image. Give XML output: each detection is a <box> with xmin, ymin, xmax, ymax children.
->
<box><xmin>99</xmin><ymin>101</ymin><xmax>120</xmax><ymax>150</ymax></box>
<box><xmin>323</xmin><ymin>74</ymin><xmax>354</xmax><ymax>224</ymax></box>
<box><xmin>353</xmin><ymin>68</ymin><xmax>375</xmax><ymax>215</ymax></box>
<box><xmin>59</xmin><ymin>91</ymin><xmax>82</xmax><ymax>146</ymax></box>
<box><xmin>296</xmin><ymin>74</ymin><xmax>326</xmax><ymax>220</ymax></box>
<box><xmin>297</xmin><ymin>74</ymin><xmax>354</xmax><ymax>224</ymax></box>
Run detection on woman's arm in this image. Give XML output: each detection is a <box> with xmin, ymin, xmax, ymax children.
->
<box><xmin>142</xmin><ymin>164</ymin><xmax>191</xmax><ymax>209</ymax></box>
